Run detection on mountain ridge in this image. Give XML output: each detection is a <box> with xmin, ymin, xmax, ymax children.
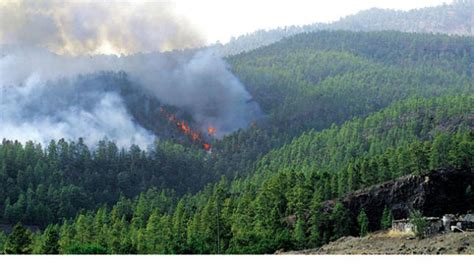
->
<box><xmin>215</xmin><ymin>0</ymin><xmax>473</xmax><ymax>56</ymax></box>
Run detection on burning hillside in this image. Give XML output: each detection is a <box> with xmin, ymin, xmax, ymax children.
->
<box><xmin>0</xmin><ymin>1</ymin><xmax>262</xmax><ymax>148</ymax></box>
<box><xmin>160</xmin><ymin>107</ymin><xmax>214</xmax><ymax>151</ymax></box>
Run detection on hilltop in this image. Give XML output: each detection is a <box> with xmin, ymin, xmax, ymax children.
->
<box><xmin>216</xmin><ymin>0</ymin><xmax>473</xmax><ymax>56</ymax></box>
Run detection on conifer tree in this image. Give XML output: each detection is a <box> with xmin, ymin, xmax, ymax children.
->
<box><xmin>293</xmin><ymin>218</ymin><xmax>306</xmax><ymax>250</ymax></box>
<box><xmin>309</xmin><ymin>191</ymin><xmax>323</xmax><ymax>247</ymax></box>
<box><xmin>380</xmin><ymin>206</ymin><xmax>393</xmax><ymax>230</ymax></box>
<box><xmin>41</xmin><ymin>225</ymin><xmax>60</xmax><ymax>254</ymax></box>
<box><xmin>357</xmin><ymin>209</ymin><xmax>369</xmax><ymax>237</ymax></box>
<box><xmin>330</xmin><ymin>203</ymin><xmax>351</xmax><ymax>241</ymax></box>
<box><xmin>4</xmin><ymin>223</ymin><xmax>33</xmax><ymax>254</ymax></box>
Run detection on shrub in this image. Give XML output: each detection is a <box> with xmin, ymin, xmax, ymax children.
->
<box><xmin>409</xmin><ymin>210</ymin><xmax>427</xmax><ymax>239</ymax></box>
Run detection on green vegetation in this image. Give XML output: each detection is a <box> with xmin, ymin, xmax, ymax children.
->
<box><xmin>381</xmin><ymin>206</ymin><xmax>393</xmax><ymax>230</ymax></box>
<box><xmin>213</xmin><ymin>30</ymin><xmax>472</xmax><ymax>179</ymax></box>
<box><xmin>0</xmin><ymin>139</ymin><xmax>210</xmax><ymax>226</ymax></box>
<box><xmin>4</xmin><ymin>224</ymin><xmax>33</xmax><ymax>254</ymax></box>
<box><xmin>358</xmin><ymin>209</ymin><xmax>369</xmax><ymax>237</ymax></box>
<box><xmin>217</xmin><ymin>0</ymin><xmax>472</xmax><ymax>56</ymax></box>
<box><xmin>410</xmin><ymin>210</ymin><xmax>428</xmax><ymax>239</ymax></box>
<box><xmin>0</xmin><ymin>30</ymin><xmax>472</xmax><ymax>254</ymax></box>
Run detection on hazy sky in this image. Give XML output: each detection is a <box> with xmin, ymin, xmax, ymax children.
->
<box><xmin>173</xmin><ymin>0</ymin><xmax>453</xmax><ymax>44</ymax></box>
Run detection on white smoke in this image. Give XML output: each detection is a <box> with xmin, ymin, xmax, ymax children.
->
<box><xmin>0</xmin><ymin>1</ymin><xmax>261</xmax><ymax>148</ymax></box>
<box><xmin>0</xmin><ymin>59</ymin><xmax>155</xmax><ymax>148</ymax></box>
<box><xmin>124</xmin><ymin>50</ymin><xmax>261</xmax><ymax>136</ymax></box>
<box><xmin>0</xmin><ymin>0</ymin><xmax>204</xmax><ymax>55</ymax></box>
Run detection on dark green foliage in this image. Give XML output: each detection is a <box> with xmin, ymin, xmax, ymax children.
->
<box><xmin>41</xmin><ymin>225</ymin><xmax>60</xmax><ymax>254</ymax></box>
<box><xmin>0</xmin><ymin>232</ymin><xmax>6</xmax><ymax>254</ymax></box>
<box><xmin>1</xmin><ymin>94</ymin><xmax>471</xmax><ymax>254</ymax></box>
<box><xmin>330</xmin><ymin>203</ymin><xmax>352</xmax><ymax>241</ymax></box>
<box><xmin>0</xmin><ymin>30</ymin><xmax>472</xmax><ymax>254</ymax></box>
<box><xmin>66</xmin><ymin>244</ymin><xmax>108</xmax><ymax>254</ymax></box>
<box><xmin>4</xmin><ymin>223</ymin><xmax>33</xmax><ymax>254</ymax></box>
<box><xmin>2</xmin><ymin>93</ymin><xmax>471</xmax><ymax>254</ymax></box>
<box><xmin>293</xmin><ymin>218</ymin><xmax>306</xmax><ymax>250</ymax></box>
<box><xmin>409</xmin><ymin>210</ymin><xmax>428</xmax><ymax>239</ymax></box>
<box><xmin>0</xmin><ymin>138</ymin><xmax>209</xmax><ymax>226</ymax></box>
<box><xmin>308</xmin><ymin>191</ymin><xmax>324</xmax><ymax>247</ymax></box>
<box><xmin>381</xmin><ymin>206</ymin><xmax>393</xmax><ymax>230</ymax></box>
<box><xmin>357</xmin><ymin>209</ymin><xmax>369</xmax><ymax>237</ymax></box>
<box><xmin>213</xmin><ymin>30</ymin><xmax>473</xmax><ymax>180</ymax></box>
<box><xmin>246</xmin><ymin>95</ymin><xmax>473</xmax><ymax>191</ymax></box>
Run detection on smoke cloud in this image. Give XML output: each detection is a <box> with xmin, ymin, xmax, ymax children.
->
<box><xmin>124</xmin><ymin>50</ymin><xmax>261</xmax><ymax>137</ymax></box>
<box><xmin>0</xmin><ymin>1</ymin><xmax>261</xmax><ymax>148</ymax></box>
<box><xmin>0</xmin><ymin>0</ymin><xmax>204</xmax><ymax>55</ymax></box>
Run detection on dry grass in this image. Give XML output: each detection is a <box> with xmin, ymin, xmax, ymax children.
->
<box><xmin>284</xmin><ymin>231</ymin><xmax>474</xmax><ymax>255</ymax></box>
<box><xmin>386</xmin><ymin>229</ymin><xmax>415</xmax><ymax>238</ymax></box>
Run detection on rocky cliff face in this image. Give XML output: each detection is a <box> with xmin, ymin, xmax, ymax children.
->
<box><xmin>321</xmin><ymin>168</ymin><xmax>473</xmax><ymax>231</ymax></box>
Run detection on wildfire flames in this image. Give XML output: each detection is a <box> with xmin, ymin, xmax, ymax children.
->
<box><xmin>207</xmin><ymin>127</ymin><xmax>217</xmax><ymax>136</ymax></box>
<box><xmin>160</xmin><ymin>107</ymin><xmax>214</xmax><ymax>151</ymax></box>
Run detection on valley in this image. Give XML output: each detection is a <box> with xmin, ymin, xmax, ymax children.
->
<box><xmin>0</xmin><ymin>0</ymin><xmax>472</xmax><ymax>255</ymax></box>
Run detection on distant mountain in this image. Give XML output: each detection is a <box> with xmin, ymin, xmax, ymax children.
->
<box><xmin>215</xmin><ymin>0</ymin><xmax>473</xmax><ymax>56</ymax></box>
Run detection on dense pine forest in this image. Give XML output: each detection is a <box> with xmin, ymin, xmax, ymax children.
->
<box><xmin>0</xmin><ymin>29</ymin><xmax>472</xmax><ymax>254</ymax></box>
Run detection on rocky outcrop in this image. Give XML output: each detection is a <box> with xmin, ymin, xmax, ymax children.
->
<box><xmin>321</xmin><ymin>168</ymin><xmax>473</xmax><ymax>231</ymax></box>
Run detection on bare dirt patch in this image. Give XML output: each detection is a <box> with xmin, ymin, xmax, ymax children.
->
<box><xmin>283</xmin><ymin>231</ymin><xmax>474</xmax><ymax>255</ymax></box>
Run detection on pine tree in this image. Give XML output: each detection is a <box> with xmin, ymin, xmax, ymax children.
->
<box><xmin>4</xmin><ymin>223</ymin><xmax>33</xmax><ymax>254</ymax></box>
<box><xmin>58</xmin><ymin>221</ymin><xmax>75</xmax><ymax>254</ymax></box>
<box><xmin>409</xmin><ymin>210</ymin><xmax>427</xmax><ymax>239</ymax></box>
<box><xmin>380</xmin><ymin>206</ymin><xmax>393</xmax><ymax>230</ymax></box>
<box><xmin>308</xmin><ymin>191</ymin><xmax>323</xmax><ymax>247</ymax></box>
<box><xmin>145</xmin><ymin>209</ymin><xmax>161</xmax><ymax>253</ymax></box>
<box><xmin>357</xmin><ymin>209</ymin><xmax>369</xmax><ymax>237</ymax></box>
<box><xmin>330</xmin><ymin>203</ymin><xmax>351</xmax><ymax>241</ymax></box>
<box><xmin>0</xmin><ymin>231</ymin><xmax>7</xmax><ymax>255</ymax></box>
<box><xmin>409</xmin><ymin>140</ymin><xmax>429</xmax><ymax>175</ymax></box>
<box><xmin>293</xmin><ymin>218</ymin><xmax>306</xmax><ymax>250</ymax></box>
<box><xmin>41</xmin><ymin>225</ymin><xmax>60</xmax><ymax>254</ymax></box>
<box><xmin>74</xmin><ymin>214</ymin><xmax>92</xmax><ymax>245</ymax></box>
<box><xmin>430</xmin><ymin>134</ymin><xmax>451</xmax><ymax>169</ymax></box>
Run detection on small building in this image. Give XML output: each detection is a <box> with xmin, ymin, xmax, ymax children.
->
<box><xmin>392</xmin><ymin>213</ymin><xmax>474</xmax><ymax>235</ymax></box>
<box><xmin>445</xmin><ymin>214</ymin><xmax>474</xmax><ymax>231</ymax></box>
<box><xmin>391</xmin><ymin>217</ymin><xmax>443</xmax><ymax>235</ymax></box>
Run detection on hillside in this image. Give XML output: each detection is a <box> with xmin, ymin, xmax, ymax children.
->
<box><xmin>283</xmin><ymin>231</ymin><xmax>474</xmax><ymax>255</ymax></box>
<box><xmin>0</xmin><ymin>30</ymin><xmax>472</xmax><ymax>255</ymax></box>
<box><xmin>3</xmin><ymin>98</ymin><xmax>467</xmax><ymax>254</ymax></box>
<box><xmin>217</xmin><ymin>0</ymin><xmax>473</xmax><ymax>56</ymax></box>
<box><xmin>252</xmin><ymin>95</ymin><xmax>473</xmax><ymax>186</ymax></box>
<box><xmin>211</xmin><ymin>30</ymin><xmax>473</xmax><ymax>179</ymax></box>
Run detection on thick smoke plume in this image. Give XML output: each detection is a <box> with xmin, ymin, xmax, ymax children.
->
<box><xmin>0</xmin><ymin>1</ymin><xmax>261</xmax><ymax>148</ymax></box>
<box><xmin>0</xmin><ymin>0</ymin><xmax>204</xmax><ymax>55</ymax></box>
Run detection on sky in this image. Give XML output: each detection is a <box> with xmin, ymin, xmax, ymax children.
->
<box><xmin>173</xmin><ymin>0</ymin><xmax>453</xmax><ymax>44</ymax></box>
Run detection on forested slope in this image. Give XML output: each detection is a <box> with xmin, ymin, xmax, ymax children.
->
<box><xmin>0</xmin><ymin>30</ymin><xmax>472</xmax><ymax>254</ymax></box>
<box><xmin>253</xmin><ymin>95</ymin><xmax>473</xmax><ymax>187</ymax></box>
<box><xmin>2</xmin><ymin>95</ymin><xmax>470</xmax><ymax>254</ymax></box>
<box><xmin>0</xmin><ymin>139</ymin><xmax>210</xmax><ymax>227</ymax></box>
<box><xmin>211</xmin><ymin>31</ymin><xmax>473</xmax><ymax>178</ymax></box>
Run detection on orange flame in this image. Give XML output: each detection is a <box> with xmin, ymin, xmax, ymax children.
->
<box><xmin>207</xmin><ymin>127</ymin><xmax>217</xmax><ymax>136</ymax></box>
<box><xmin>160</xmin><ymin>106</ymin><xmax>215</xmax><ymax>151</ymax></box>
